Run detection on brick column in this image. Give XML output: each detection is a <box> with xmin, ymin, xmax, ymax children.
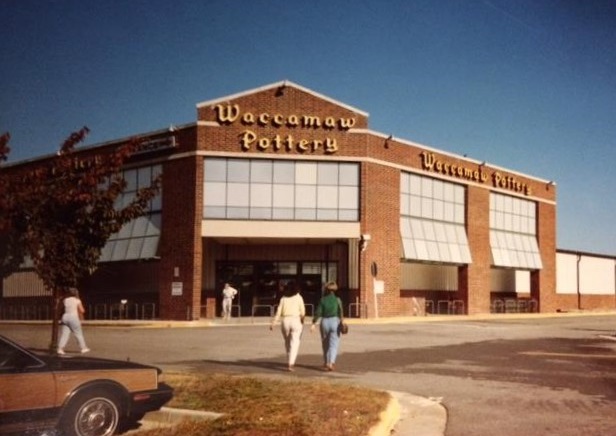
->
<box><xmin>158</xmin><ymin>149</ymin><xmax>203</xmax><ymax>320</ymax></box>
<box><xmin>462</xmin><ymin>186</ymin><xmax>491</xmax><ymax>314</ymax></box>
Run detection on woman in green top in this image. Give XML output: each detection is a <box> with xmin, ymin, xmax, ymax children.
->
<box><xmin>310</xmin><ymin>281</ymin><xmax>343</xmax><ymax>371</ymax></box>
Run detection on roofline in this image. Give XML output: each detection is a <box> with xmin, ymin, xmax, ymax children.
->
<box><xmin>355</xmin><ymin>128</ymin><xmax>555</xmax><ymax>185</ymax></box>
<box><xmin>557</xmin><ymin>248</ymin><xmax>616</xmax><ymax>260</ymax></box>
<box><xmin>195</xmin><ymin>80</ymin><xmax>370</xmax><ymax>117</ymax></box>
<box><xmin>4</xmin><ymin>122</ymin><xmax>196</xmax><ymax>168</ymax></box>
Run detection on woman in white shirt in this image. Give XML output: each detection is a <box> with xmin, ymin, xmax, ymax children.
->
<box><xmin>57</xmin><ymin>288</ymin><xmax>90</xmax><ymax>355</ymax></box>
<box><xmin>270</xmin><ymin>281</ymin><xmax>306</xmax><ymax>371</ymax></box>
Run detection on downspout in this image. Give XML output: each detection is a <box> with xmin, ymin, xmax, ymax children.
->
<box><xmin>576</xmin><ymin>253</ymin><xmax>581</xmax><ymax>310</ymax></box>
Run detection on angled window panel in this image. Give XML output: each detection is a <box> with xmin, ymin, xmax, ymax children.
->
<box><xmin>444</xmin><ymin>202</ymin><xmax>455</xmax><ymax>222</ymax></box>
<box><xmin>99</xmin><ymin>242</ymin><xmax>113</xmax><ymax>262</ymax></box>
<box><xmin>400</xmin><ymin>194</ymin><xmax>410</xmax><ymax>216</ymax></box>
<box><xmin>124</xmin><ymin>170</ymin><xmax>137</xmax><ymax>192</ymax></box>
<box><xmin>434</xmin><ymin>222</ymin><xmax>447</xmax><ymax>242</ymax></box>
<box><xmin>126</xmin><ymin>238</ymin><xmax>145</xmax><ymax>260</ymax></box>
<box><xmin>422</xmin><ymin>220</ymin><xmax>436</xmax><ymax>241</ymax></box>
<box><xmin>449</xmin><ymin>243</ymin><xmax>462</xmax><ymax>264</ymax></box>
<box><xmin>146</xmin><ymin>214</ymin><xmax>162</xmax><ymax>236</ymax></box>
<box><xmin>400</xmin><ymin>173</ymin><xmax>410</xmax><ymax>194</ymax></box>
<box><xmin>454</xmin><ymin>204</ymin><xmax>464</xmax><ymax>224</ymax></box>
<box><xmin>415</xmin><ymin>239</ymin><xmax>429</xmax><ymax>260</ymax></box>
<box><xmin>437</xmin><ymin>241</ymin><xmax>450</xmax><ymax>261</ymax></box>
<box><xmin>151</xmin><ymin>192</ymin><xmax>162</xmax><ymax>211</ymax></box>
<box><xmin>140</xmin><ymin>236</ymin><xmax>159</xmax><ymax>259</ymax></box>
<box><xmin>117</xmin><ymin>219</ymin><xmax>135</xmax><ymax>239</ymax></box>
<box><xmin>410</xmin><ymin>218</ymin><xmax>424</xmax><ymax>239</ymax></box>
<box><xmin>111</xmin><ymin>239</ymin><xmax>129</xmax><ymax>262</ymax></box>
<box><xmin>402</xmin><ymin>238</ymin><xmax>414</xmax><ymax>259</ymax></box>
<box><xmin>433</xmin><ymin>200</ymin><xmax>444</xmax><ymax>221</ymax></box>
<box><xmin>491</xmin><ymin>247</ymin><xmax>502</xmax><ymax>266</ymax></box>
<box><xmin>410</xmin><ymin>195</ymin><xmax>422</xmax><ymax>217</ymax></box>
<box><xmin>445</xmin><ymin>223</ymin><xmax>457</xmax><ymax>243</ymax></box>
<box><xmin>421</xmin><ymin>197</ymin><xmax>433</xmax><ymax>219</ymax></box>
<box><xmin>460</xmin><ymin>243</ymin><xmax>472</xmax><ymax>263</ymax></box>
<box><xmin>400</xmin><ymin>217</ymin><xmax>412</xmax><ymax>238</ymax></box>
<box><xmin>426</xmin><ymin>241</ymin><xmax>440</xmax><ymax>261</ymax></box>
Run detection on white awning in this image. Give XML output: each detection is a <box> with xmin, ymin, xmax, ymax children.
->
<box><xmin>490</xmin><ymin>230</ymin><xmax>543</xmax><ymax>269</ymax></box>
<box><xmin>401</xmin><ymin>217</ymin><xmax>472</xmax><ymax>264</ymax></box>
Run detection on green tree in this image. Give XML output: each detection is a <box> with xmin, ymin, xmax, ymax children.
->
<box><xmin>0</xmin><ymin>128</ymin><xmax>161</xmax><ymax>349</ymax></box>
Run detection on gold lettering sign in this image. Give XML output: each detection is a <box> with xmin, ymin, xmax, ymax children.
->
<box><xmin>420</xmin><ymin>152</ymin><xmax>532</xmax><ymax>196</ymax></box>
<box><xmin>214</xmin><ymin>104</ymin><xmax>356</xmax><ymax>154</ymax></box>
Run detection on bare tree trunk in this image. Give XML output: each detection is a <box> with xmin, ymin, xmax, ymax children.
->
<box><xmin>50</xmin><ymin>288</ymin><xmax>60</xmax><ymax>352</ymax></box>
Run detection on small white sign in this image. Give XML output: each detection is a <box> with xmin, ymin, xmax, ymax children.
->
<box><xmin>373</xmin><ymin>279</ymin><xmax>385</xmax><ymax>294</ymax></box>
<box><xmin>171</xmin><ymin>282</ymin><xmax>183</xmax><ymax>296</ymax></box>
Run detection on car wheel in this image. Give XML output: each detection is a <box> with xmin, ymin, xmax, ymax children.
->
<box><xmin>60</xmin><ymin>390</ymin><xmax>121</xmax><ymax>436</ymax></box>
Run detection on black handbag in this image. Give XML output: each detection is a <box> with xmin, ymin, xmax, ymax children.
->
<box><xmin>338</xmin><ymin>322</ymin><xmax>349</xmax><ymax>335</ymax></box>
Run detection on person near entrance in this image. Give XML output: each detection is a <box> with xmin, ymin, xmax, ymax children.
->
<box><xmin>311</xmin><ymin>281</ymin><xmax>343</xmax><ymax>371</ymax></box>
<box><xmin>221</xmin><ymin>283</ymin><xmax>238</xmax><ymax>320</ymax></box>
<box><xmin>270</xmin><ymin>281</ymin><xmax>306</xmax><ymax>372</ymax></box>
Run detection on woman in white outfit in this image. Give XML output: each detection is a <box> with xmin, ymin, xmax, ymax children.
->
<box><xmin>57</xmin><ymin>288</ymin><xmax>90</xmax><ymax>355</ymax></box>
<box><xmin>270</xmin><ymin>281</ymin><xmax>305</xmax><ymax>371</ymax></box>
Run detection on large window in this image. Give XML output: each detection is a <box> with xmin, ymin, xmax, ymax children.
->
<box><xmin>489</xmin><ymin>193</ymin><xmax>542</xmax><ymax>269</ymax></box>
<box><xmin>400</xmin><ymin>173</ymin><xmax>472</xmax><ymax>264</ymax></box>
<box><xmin>203</xmin><ymin>158</ymin><xmax>359</xmax><ymax>221</ymax></box>
<box><xmin>99</xmin><ymin>165</ymin><xmax>162</xmax><ymax>262</ymax></box>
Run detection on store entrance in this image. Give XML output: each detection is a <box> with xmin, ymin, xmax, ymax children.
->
<box><xmin>215</xmin><ymin>261</ymin><xmax>336</xmax><ymax>317</ymax></box>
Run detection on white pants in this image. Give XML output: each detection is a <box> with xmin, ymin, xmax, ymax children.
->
<box><xmin>222</xmin><ymin>298</ymin><xmax>233</xmax><ymax>318</ymax></box>
<box><xmin>280</xmin><ymin>316</ymin><xmax>303</xmax><ymax>366</ymax></box>
<box><xmin>58</xmin><ymin>313</ymin><xmax>88</xmax><ymax>351</ymax></box>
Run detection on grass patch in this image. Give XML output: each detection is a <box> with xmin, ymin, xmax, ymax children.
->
<box><xmin>134</xmin><ymin>372</ymin><xmax>390</xmax><ymax>436</ymax></box>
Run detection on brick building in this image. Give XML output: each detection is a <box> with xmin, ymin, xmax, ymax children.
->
<box><xmin>6</xmin><ymin>80</ymin><xmax>604</xmax><ymax>321</ymax></box>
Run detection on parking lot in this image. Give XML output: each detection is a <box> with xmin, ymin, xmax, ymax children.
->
<box><xmin>3</xmin><ymin>312</ymin><xmax>616</xmax><ymax>435</ymax></box>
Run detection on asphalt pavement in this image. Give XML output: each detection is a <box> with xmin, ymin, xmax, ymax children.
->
<box><xmin>6</xmin><ymin>310</ymin><xmax>616</xmax><ymax>435</ymax></box>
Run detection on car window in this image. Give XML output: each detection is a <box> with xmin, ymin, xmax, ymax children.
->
<box><xmin>0</xmin><ymin>340</ymin><xmax>43</xmax><ymax>370</ymax></box>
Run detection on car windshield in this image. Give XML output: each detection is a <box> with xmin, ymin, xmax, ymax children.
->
<box><xmin>0</xmin><ymin>337</ymin><xmax>44</xmax><ymax>370</ymax></box>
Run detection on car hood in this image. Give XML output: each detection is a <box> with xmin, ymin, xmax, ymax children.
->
<box><xmin>37</xmin><ymin>354</ymin><xmax>162</xmax><ymax>373</ymax></box>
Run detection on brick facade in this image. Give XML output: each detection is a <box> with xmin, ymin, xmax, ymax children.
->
<box><xmin>7</xmin><ymin>81</ymin><xmax>591</xmax><ymax>321</ymax></box>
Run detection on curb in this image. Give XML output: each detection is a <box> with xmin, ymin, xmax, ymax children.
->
<box><xmin>390</xmin><ymin>392</ymin><xmax>447</xmax><ymax>436</ymax></box>
<box><xmin>368</xmin><ymin>394</ymin><xmax>401</xmax><ymax>436</ymax></box>
<box><xmin>137</xmin><ymin>406</ymin><xmax>223</xmax><ymax>430</ymax></box>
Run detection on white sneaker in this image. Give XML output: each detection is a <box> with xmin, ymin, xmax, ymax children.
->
<box><xmin>57</xmin><ymin>349</ymin><xmax>65</xmax><ymax>355</ymax></box>
<box><xmin>81</xmin><ymin>348</ymin><xmax>91</xmax><ymax>354</ymax></box>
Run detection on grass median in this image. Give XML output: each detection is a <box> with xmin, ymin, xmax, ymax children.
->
<box><xmin>134</xmin><ymin>372</ymin><xmax>391</xmax><ymax>436</ymax></box>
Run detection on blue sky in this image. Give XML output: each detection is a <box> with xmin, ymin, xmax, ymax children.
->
<box><xmin>1</xmin><ymin>0</ymin><xmax>615</xmax><ymax>255</ymax></box>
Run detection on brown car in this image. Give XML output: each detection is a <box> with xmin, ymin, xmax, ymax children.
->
<box><xmin>0</xmin><ymin>334</ymin><xmax>173</xmax><ymax>436</ymax></box>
